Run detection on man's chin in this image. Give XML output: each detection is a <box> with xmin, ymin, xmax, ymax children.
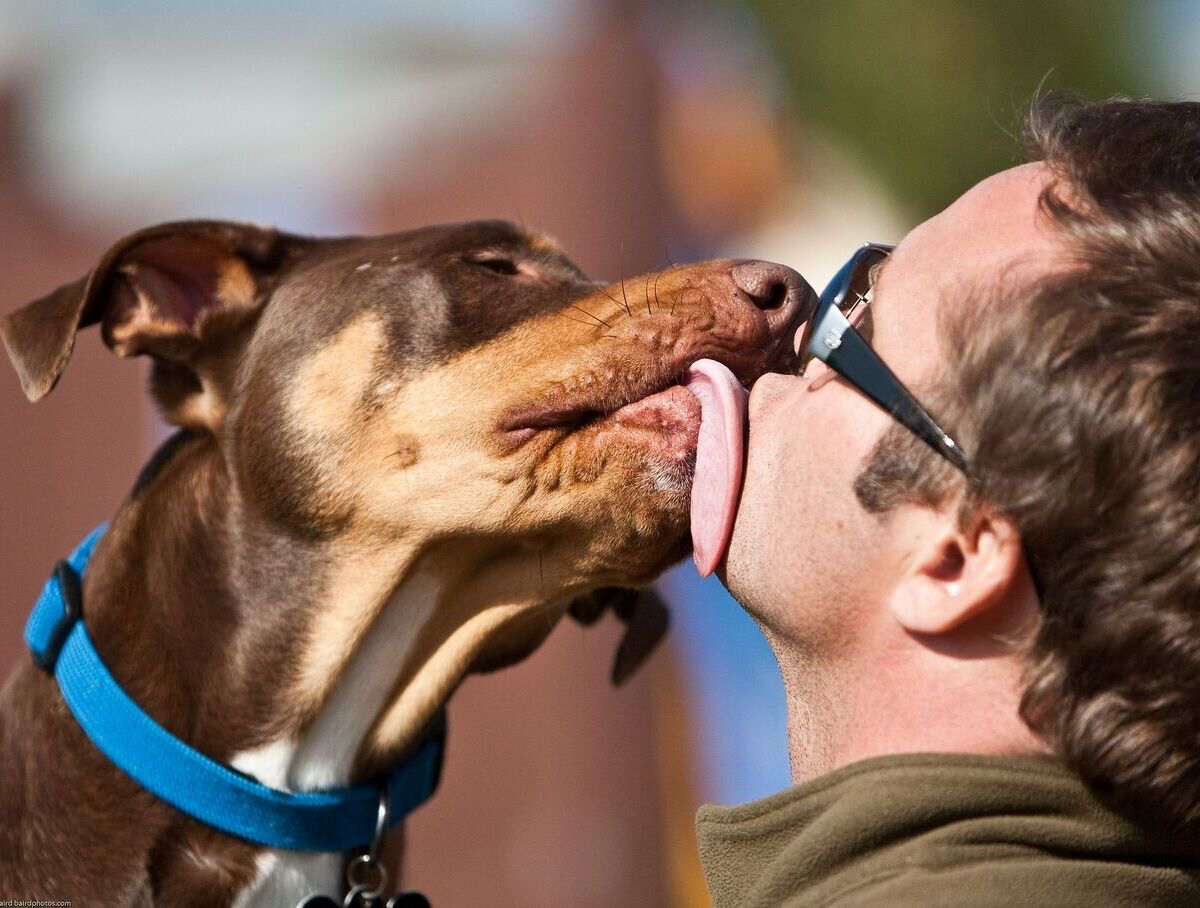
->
<box><xmin>711</xmin><ymin>529</ymin><xmax>743</xmax><ymax>593</ymax></box>
<box><xmin>714</xmin><ymin>560</ymin><xmax>729</xmax><ymax>584</ymax></box>
<box><xmin>711</xmin><ymin>542</ymin><xmax>774</xmax><ymax>630</ymax></box>
<box><xmin>710</xmin><ymin>503</ymin><xmax>773</xmax><ymax>622</ymax></box>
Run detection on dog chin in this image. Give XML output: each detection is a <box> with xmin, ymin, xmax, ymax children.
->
<box><xmin>599</xmin><ymin>384</ymin><xmax>701</xmax><ymax>462</ymax></box>
<box><xmin>565</xmin><ymin>384</ymin><xmax>701</xmax><ymax>477</ymax></box>
<box><xmin>599</xmin><ymin>466</ymin><xmax>693</xmax><ymax>580</ymax></box>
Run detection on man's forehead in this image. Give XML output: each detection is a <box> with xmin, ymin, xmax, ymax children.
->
<box><xmin>865</xmin><ymin>163</ymin><xmax>1063</xmax><ymax>384</ymax></box>
<box><xmin>877</xmin><ymin>164</ymin><xmax>1060</xmax><ymax>316</ymax></box>
<box><xmin>900</xmin><ymin>163</ymin><xmax>1057</xmax><ymax>281</ymax></box>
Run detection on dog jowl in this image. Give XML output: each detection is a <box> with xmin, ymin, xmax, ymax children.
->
<box><xmin>0</xmin><ymin>219</ymin><xmax>810</xmax><ymax>903</ymax></box>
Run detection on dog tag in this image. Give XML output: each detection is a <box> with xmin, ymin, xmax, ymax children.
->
<box><xmin>296</xmin><ymin>897</ymin><xmax>340</xmax><ymax>908</ymax></box>
<box><xmin>386</xmin><ymin>892</ymin><xmax>431</xmax><ymax>908</ymax></box>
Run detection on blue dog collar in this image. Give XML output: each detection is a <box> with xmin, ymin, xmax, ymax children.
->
<box><xmin>25</xmin><ymin>525</ymin><xmax>445</xmax><ymax>853</ymax></box>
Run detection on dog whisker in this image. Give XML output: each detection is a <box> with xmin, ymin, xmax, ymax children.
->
<box><xmin>556</xmin><ymin>312</ymin><xmax>602</xmax><ymax>329</ymax></box>
<box><xmin>671</xmin><ymin>277</ymin><xmax>698</xmax><ymax>318</ymax></box>
<box><xmin>592</xmin><ymin>283</ymin><xmax>629</xmax><ymax>319</ymax></box>
<box><xmin>608</xmin><ymin>290</ymin><xmax>631</xmax><ymax>318</ymax></box>
<box><xmin>569</xmin><ymin>304</ymin><xmax>612</xmax><ymax>329</ymax></box>
<box><xmin>660</xmin><ymin>257</ymin><xmax>682</xmax><ymax>313</ymax></box>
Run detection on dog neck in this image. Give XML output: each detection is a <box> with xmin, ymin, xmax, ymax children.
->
<box><xmin>83</xmin><ymin>430</ymin><xmax>450</xmax><ymax>786</ymax></box>
<box><xmin>4</xmin><ymin>429</ymin><xmax>436</xmax><ymax>897</ymax></box>
<box><xmin>11</xmin><ymin>428</ymin><xmax>565</xmax><ymax>902</ymax></box>
<box><xmin>228</xmin><ymin>568</ymin><xmax>443</xmax><ymax>791</ymax></box>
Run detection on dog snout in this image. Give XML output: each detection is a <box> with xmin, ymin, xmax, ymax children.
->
<box><xmin>730</xmin><ymin>260</ymin><xmax>815</xmax><ymax>336</ymax></box>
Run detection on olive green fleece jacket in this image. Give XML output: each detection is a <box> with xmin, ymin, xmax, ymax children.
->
<box><xmin>695</xmin><ymin>753</ymin><xmax>1200</xmax><ymax>907</ymax></box>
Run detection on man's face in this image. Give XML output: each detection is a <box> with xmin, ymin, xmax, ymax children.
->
<box><xmin>723</xmin><ymin>163</ymin><xmax>1062</xmax><ymax>650</ymax></box>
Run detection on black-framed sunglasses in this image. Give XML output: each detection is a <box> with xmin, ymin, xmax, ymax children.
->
<box><xmin>796</xmin><ymin>243</ymin><xmax>968</xmax><ymax>472</ymax></box>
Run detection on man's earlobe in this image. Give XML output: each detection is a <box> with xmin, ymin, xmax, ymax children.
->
<box><xmin>887</xmin><ymin>505</ymin><xmax>1025</xmax><ymax>636</ymax></box>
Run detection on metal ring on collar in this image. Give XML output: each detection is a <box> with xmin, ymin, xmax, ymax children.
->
<box><xmin>370</xmin><ymin>784</ymin><xmax>389</xmax><ymax>861</ymax></box>
<box><xmin>346</xmin><ymin>856</ymin><xmax>387</xmax><ymax>903</ymax></box>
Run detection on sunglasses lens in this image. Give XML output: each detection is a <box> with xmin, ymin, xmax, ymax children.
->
<box><xmin>842</xmin><ymin>259</ymin><xmax>877</xmax><ymax>314</ymax></box>
<box><xmin>797</xmin><ymin>246</ymin><xmax>890</xmax><ymax>373</ymax></box>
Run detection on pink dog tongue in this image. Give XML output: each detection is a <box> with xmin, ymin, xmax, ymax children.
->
<box><xmin>685</xmin><ymin>359</ymin><xmax>748</xmax><ymax>577</ymax></box>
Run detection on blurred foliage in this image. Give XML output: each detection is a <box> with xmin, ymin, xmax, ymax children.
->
<box><xmin>725</xmin><ymin>0</ymin><xmax>1161</xmax><ymax>218</ymax></box>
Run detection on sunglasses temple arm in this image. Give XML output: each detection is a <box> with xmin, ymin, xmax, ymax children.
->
<box><xmin>824</xmin><ymin>329</ymin><xmax>968</xmax><ymax>472</ymax></box>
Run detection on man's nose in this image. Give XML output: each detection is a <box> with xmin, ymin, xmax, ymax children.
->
<box><xmin>730</xmin><ymin>261</ymin><xmax>816</xmax><ymax>336</ymax></box>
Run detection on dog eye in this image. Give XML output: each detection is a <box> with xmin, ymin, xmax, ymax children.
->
<box><xmin>470</xmin><ymin>255</ymin><xmax>521</xmax><ymax>276</ymax></box>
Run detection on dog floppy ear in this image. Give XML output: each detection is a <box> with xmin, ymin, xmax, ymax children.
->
<box><xmin>569</xmin><ymin>587</ymin><xmax>671</xmax><ymax>686</ymax></box>
<box><xmin>0</xmin><ymin>220</ymin><xmax>305</xmax><ymax>417</ymax></box>
<box><xmin>1</xmin><ymin>275</ymin><xmax>91</xmax><ymax>403</ymax></box>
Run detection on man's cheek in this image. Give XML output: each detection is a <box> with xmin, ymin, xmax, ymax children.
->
<box><xmin>742</xmin><ymin>402</ymin><xmax>791</xmax><ymax>512</ymax></box>
<box><xmin>747</xmin><ymin>372</ymin><xmax>796</xmax><ymax>422</ymax></box>
<box><xmin>728</xmin><ymin>397</ymin><xmax>798</xmax><ymax>563</ymax></box>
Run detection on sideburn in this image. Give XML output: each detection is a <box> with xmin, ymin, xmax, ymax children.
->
<box><xmin>853</xmin><ymin>419</ymin><xmax>955</xmax><ymax>516</ymax></box>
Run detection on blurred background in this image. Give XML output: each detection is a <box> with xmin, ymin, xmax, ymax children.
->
<box><xmin>0</xmin><ymin>0</ymin><xmax>1184</xmax><ymax>904</ymax></box>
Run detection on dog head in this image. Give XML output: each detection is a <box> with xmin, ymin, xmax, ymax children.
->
<box><xmin>2</xmin><ymin>218</ymin><xmax>810</xmax><ymax>755</ymax></box>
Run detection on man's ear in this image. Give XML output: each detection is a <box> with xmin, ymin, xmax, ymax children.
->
<box><xmin>887</xmin><ymin>502</ymin><xmax>1026</xmax><ymax>636</ymax></box>
<box><xmin>0</xmin><ymin>220</ymin><xmax>307</xmax><ymax>426</ymax></box>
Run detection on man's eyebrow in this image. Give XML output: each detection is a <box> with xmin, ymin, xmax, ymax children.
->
<box><xmin>870</xmin><ymin>255</ymin><xmax>892</xmax><ymax>292</ymax></box>
<box><xmin>867</xmin><ymin>255</ymin><xmax>893</xmax><ymax>317</ymax></box>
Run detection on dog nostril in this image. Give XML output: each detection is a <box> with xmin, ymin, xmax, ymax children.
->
<box><xmin>731</xmin><ymin>261</ymin><xmax>803</xmax><ymax>312</ymax></box>
<box><xmin>760</xmin><ymin>281</ymin><xmax>788</xmax><ymax>310</ymax></box>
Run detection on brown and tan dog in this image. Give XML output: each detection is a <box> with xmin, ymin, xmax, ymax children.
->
<box><xmin>0</xmin><ymin>219</ymin><xmax>808</xmax><ymax>905</ymax></box>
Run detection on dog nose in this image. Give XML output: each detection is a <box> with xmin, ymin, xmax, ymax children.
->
<box><xmin>730</xmin><ymin>260</ymin><xmax>814</xmax><ymax>333</ymax></box>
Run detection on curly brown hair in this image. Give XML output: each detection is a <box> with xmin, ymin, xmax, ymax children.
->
<box><xmin>854</xmin><ymin>95</ymin><xmax>1200</xmax><ymax>829</ymax></box>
